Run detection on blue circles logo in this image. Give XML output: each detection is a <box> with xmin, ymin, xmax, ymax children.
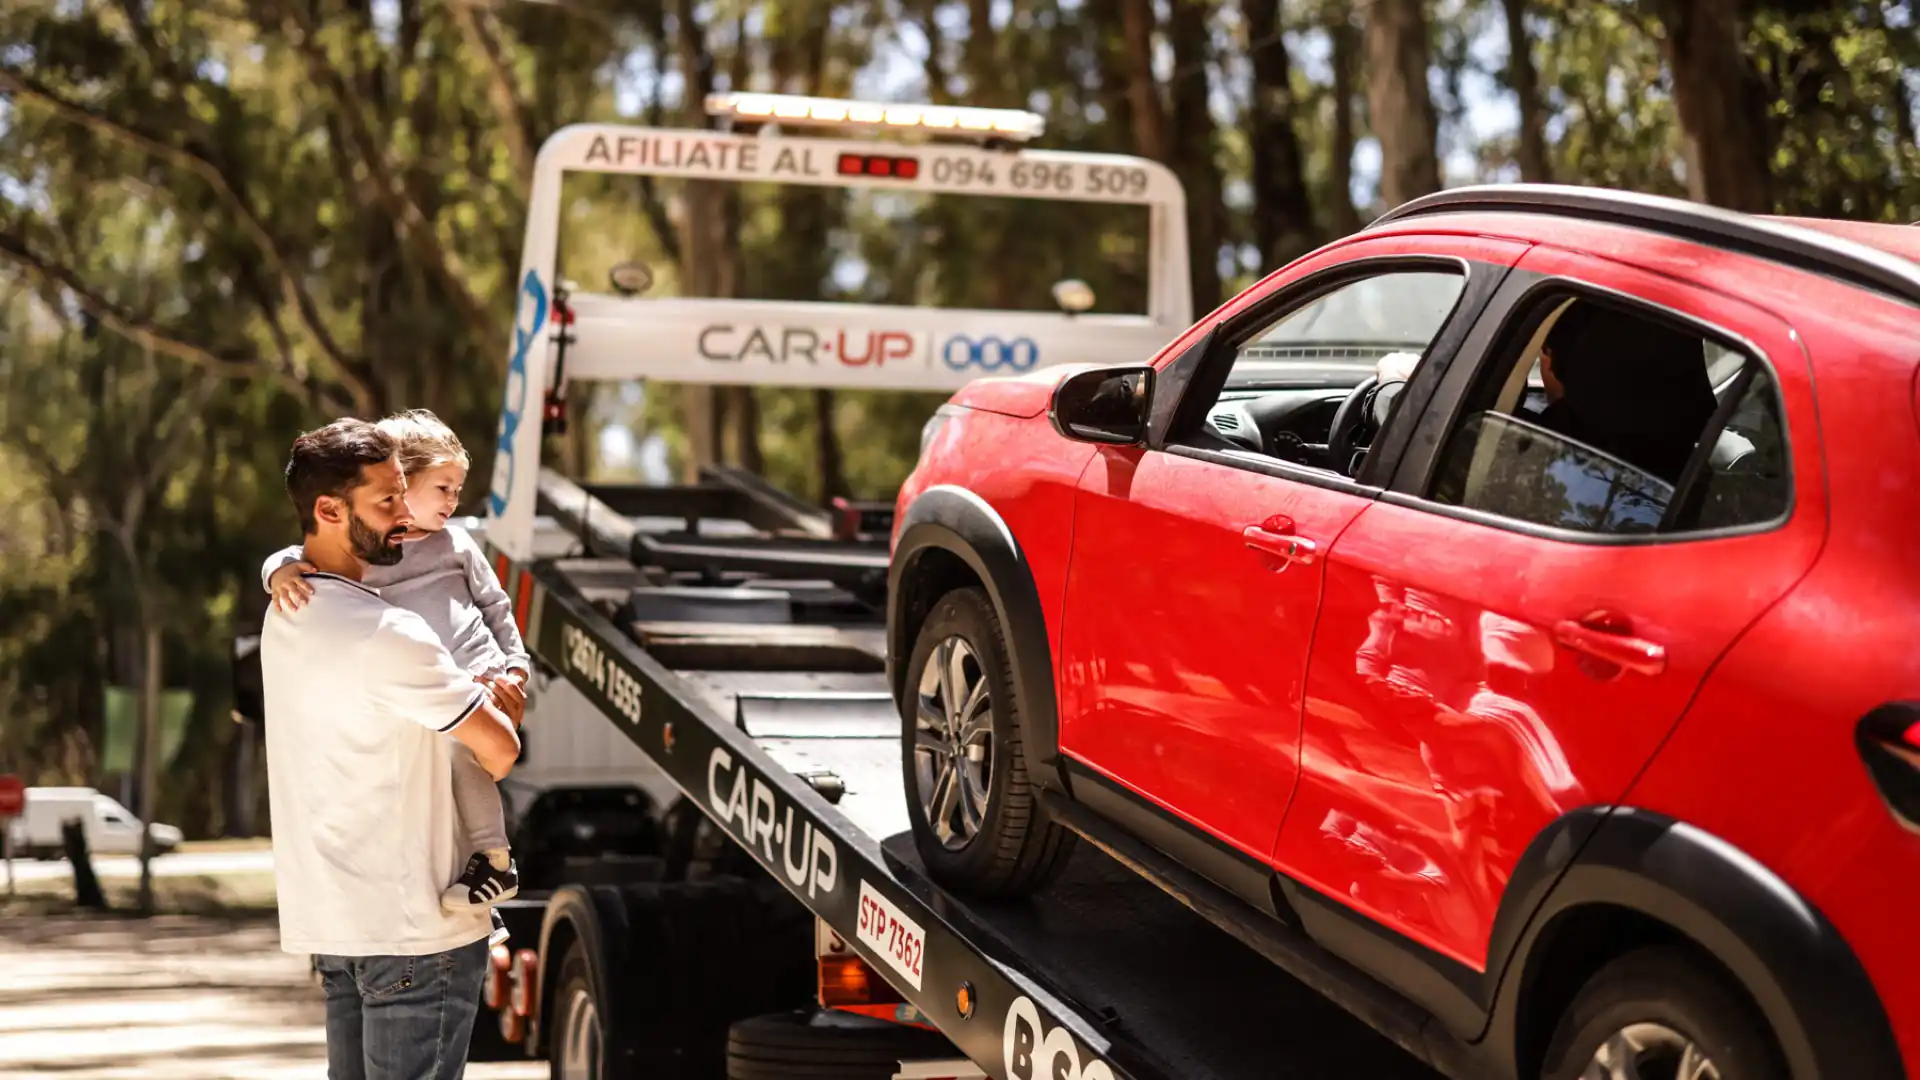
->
<box><xmin>940</xmin><ymin>335</ymin><xmax>1040</xmax><ymax>372</ymax></box>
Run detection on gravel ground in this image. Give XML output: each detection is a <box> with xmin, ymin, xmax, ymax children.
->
<box><xmin>0</xmin><ymin>913</ymin><xmax>550</xmax><ymax>1080</ymax></box>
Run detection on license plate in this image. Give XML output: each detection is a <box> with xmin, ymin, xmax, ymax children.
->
<box><xmin>856</xmin><ymin>879</ymin><xmax>926</xmax><ymax>990</ymax></box>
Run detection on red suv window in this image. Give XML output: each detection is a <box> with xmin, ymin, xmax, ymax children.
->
<box><xmin>1427</xmin><ymin>290</ymin><xmax>1793</xmax><ymax>538</ymax></box>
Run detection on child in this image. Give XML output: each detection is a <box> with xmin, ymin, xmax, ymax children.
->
<box><xmin>263</xmin><ymin>409</ymin><xmax>527</xmax><ymax>926</ymax></box>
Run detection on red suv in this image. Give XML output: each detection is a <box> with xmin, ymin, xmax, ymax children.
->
<box><xmin>888</xmin><ymin>185</ymin><xmax>1920</xmax><ymax>1080</ymax></box>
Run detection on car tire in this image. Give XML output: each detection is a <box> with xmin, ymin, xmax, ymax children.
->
<box><xmin>725</xmin><ymin>1009</ymin><xmax>958</xmax><ymax>1080</ymax></box>
<box><xmin>902</xmin><ymin>587</ymin><xmax>1075</xmax><ymax>899</ymax></box>
<box><xmin>1540</xmin><ymin>946</ymin><xmax>1786</xmax><ymax>1080</ymax></box>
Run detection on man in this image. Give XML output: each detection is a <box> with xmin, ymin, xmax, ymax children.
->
<box><xmin>262</xmin><ymin>418</ymin><xmax>524</xmax><ymax>1080</ymax></box>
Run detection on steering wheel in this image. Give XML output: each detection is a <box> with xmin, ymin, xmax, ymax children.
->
<box><xmin>1325</xmin><ymin>376</ymin><xmax>1378</xmax><ymax>476</ymax></box>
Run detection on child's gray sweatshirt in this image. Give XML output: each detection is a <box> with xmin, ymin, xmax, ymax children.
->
<box><xmin>262</xmin><ymin>525</ymin><xmax>529</xmax><ymax>678</ymax></box>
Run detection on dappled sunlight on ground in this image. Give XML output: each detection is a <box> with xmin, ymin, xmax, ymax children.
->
<box><xmin>0</xmin><ymin>914</ymin><xmax>548</xmax><ymax>1080</ymax></box>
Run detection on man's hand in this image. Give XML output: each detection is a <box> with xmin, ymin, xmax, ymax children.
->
<box><xmin>269</xmin><ymin>561</ymin><xmax>318</xmax><ymax>613</ymax></box>
<box><xmin>456</xmin><ymin>676</ymin><xmax>524</xmax><ymax>780</ymax></box>
<box><xmin>481</xmin><ymin>670</ymin><xmax>527</xmax><ymax>728</ymax></box>
<box><xmin>453</xmin><ymin>694</ymin><xmax>521</xmax><ymax>781</ymax></box>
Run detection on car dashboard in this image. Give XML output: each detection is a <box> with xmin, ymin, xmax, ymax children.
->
<box><xmin>1205</xmin><ymin>388</ymin><xmax>1350</xmax><ymax>466</ymax></box>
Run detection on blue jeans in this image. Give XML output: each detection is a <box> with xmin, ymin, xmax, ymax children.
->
<box><xmin>315</xmin><ymin>939</ymin><xmax>489</xmax><ymax>1080</ymax></box>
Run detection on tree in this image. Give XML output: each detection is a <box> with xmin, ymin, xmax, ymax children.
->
<box><xmin>1364</xmin><ymin>0</ymin><xmax>1443</xmax><ymax>208</ymax></box>
<box><xmin>1325</xmin><ymin>3</ymin><xmax>1364</xmax><ymax>235</ymax></box>
<box><xmin>0</xmin><ymin>205</ymin><xmax>221</xmax><ymax>911</ymax></box>
<box><xmin>1119</xmin><ymin>0</ymin><xmax>1170</xmax><ymax>162</ymax></box>
<box><xmin>1501</xmin><ymin>0</ymin><xmax>1553</xmax><ymax>182</ymax></box>
<box><xmin>1645</xmin><ymin>0</ymin><xmax>1777</xmax><ymax>211</ymax></box>
<box><xmin>1167</xmin><ymin>0</ymin><xmax>1226</xmax><ymax>311</ymax></box>
<box><xmin>1242</xmin><ymin>0</ymin><xmax>1320</xmax><ymax>266</ymax></box>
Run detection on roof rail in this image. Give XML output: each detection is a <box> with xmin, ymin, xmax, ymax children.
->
<box><xmin>1369</xmin><ymin>183</ymin><xmax>1920</xmax><ymax>309</ymax></box>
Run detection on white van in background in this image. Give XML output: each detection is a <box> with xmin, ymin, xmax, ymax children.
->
<box><xmin>3</xmin><ymin>787</ymin><xmax>183</xmax><ymax>859</ymax></box>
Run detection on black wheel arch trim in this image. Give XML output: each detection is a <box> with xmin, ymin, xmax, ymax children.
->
<box><xmin>888</xmin><ymin>483</ymin><xmax>1068</xmax><ymax>794</ymax></box>
<box><xmin>1483</xmin><ymin>806</ymin><xmax>1905</xmax><ymax>1080</ymax></box>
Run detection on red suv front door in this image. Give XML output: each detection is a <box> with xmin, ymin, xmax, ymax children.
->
<box><xmin>1058</xmin><ymin>447</ymin><xmax>1377</xmax><ymax>875</ymax></box>
<box><xmin>1055</xmin><ymin>236</ymin><xmax>1529</xmax><ymax>895</ymax></box>
<box><xmin>1269</xmin><ymin>244</ymin><xmax>1825</xmax><ymax>974</ymax></box>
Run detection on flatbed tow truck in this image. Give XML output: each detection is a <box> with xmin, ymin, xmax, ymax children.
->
<box><xmin>395</xmin><ymin>94</ymin><xmax>1445</xmax><ymax>1080</ymax></box>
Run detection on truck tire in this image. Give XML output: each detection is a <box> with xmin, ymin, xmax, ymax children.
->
<box><xmin>726</xmin><ymin>1009</ymin><xmax>959</xmax><ymax>1080</ymax></box>
<box><xmin>1539</xmin><ymin>946</ymin><xmax>1787</xmax><ymax>1080</ymax></box>
<box><xmin>902</xmin><ymin>587</ymin><xmax>1075</xmax><ymax>899</ymax></box>
<box><xmin>548</xmin><ymin>939</ymin><xmax>606</xmax><ymax>1080</ymax></box>
<box><xmin>540</xmin><ymin>878</ymin><xmax>815</xmax><ymax>1079</ymax></box>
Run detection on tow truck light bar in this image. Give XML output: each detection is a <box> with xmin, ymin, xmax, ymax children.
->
<box><xmin>705</xmin><ymin>91</ymin><xmax>1046</xmax><ymax>143</ymax></box>
<box><xmin>837</xmin><ymin>152</ymin><xmax>920</xmax><ymax>180</ymax></box>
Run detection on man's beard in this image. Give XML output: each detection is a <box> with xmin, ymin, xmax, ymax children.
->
<box><xmin>348</xmin><ymin>512</ymin><xmax>407</xmax><ymax>566</ymax></box>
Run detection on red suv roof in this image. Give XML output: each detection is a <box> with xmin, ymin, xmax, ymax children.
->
<box><xmin>1771</xmin><ymin>216</ymin><xmax>1920</xmax><ymax>266</ymax></box>
<box><xmin>1371</xmin><ymin>186</ymin><xmax>1920</xmax><ymax>312</ymax></box>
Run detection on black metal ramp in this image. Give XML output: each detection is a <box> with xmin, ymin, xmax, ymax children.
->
<box><xmin>882</xmin><ymin>834</ymin><xmax>1446</xmax><ymax>1080</ymax></box>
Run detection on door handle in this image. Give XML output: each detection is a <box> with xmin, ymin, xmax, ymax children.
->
<box><xmin>1553</xmin><ymin>611</ymin><xmax>1666</xmax><ymax>677</ymax></box>
<box><xmin>1242</xmin><ymin>517</ymin><xmax>1318</xmax><ymax>566</ymax></box>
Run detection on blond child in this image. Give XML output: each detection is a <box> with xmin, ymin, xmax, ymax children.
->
<box><xmin>265</xmin><ymin>410</ymin><xmax>527</xmax><ymax>923</ymax></box>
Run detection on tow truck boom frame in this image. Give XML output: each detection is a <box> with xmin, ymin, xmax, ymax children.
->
<box><xmin>487</xmin><ymin>121</ymin><xmax>1192</xmax><ymax>563</ymax></box>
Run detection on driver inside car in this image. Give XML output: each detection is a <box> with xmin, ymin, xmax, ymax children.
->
<box><xmin>1355</xmin><ymin>349</ymin><xmax>1423</xmax><ymax>459</ymax></box>
<box><xmin>1376</xmin><ymin>349</ymin><xmax>1422</xmax><ymax>386</ymax></box>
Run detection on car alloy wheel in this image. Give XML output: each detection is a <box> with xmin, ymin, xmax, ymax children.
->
<box><xmin>1581</xmin><ymin>1021</ymin><xmax>1719</xmax><ymax>1080</ymax></box>
<box><xmin>913</xmin><ymin>634</ymin><xmax>995</xmax><ymax>850</ymax></box>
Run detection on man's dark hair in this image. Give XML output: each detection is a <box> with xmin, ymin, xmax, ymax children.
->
<box><xmin>1542</xmin><ymin>299</ymin><xmax>1599</xmax><ymax>373</ymax></box>
<box><xmin>285</xmin><ymin>419</ymin><xmax>396</xmax><ymax>535</ymax></box>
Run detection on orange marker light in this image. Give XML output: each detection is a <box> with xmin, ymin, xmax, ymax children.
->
<box><xmin>483</xmin><ymin>944</ymin><xmax>512</xmax><ymax>1008</ymax></box>
<box><xmin>818</xmin><ymin>954</ymin><xmax>904</xmax><ymax>1008</ymax></box>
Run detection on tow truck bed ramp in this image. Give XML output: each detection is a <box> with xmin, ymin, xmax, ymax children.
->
<box><xmin>882</xmin><ymin>840</ymin><xmax>1440</xmax><ymax>1080</ymax></box>
<box><xmin>489</xmin><ymin>474</ymin><xmax>1440</xmax><ymax>1080</ymax></box>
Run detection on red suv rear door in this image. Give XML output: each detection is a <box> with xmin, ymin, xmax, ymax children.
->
<box><xmin>1054</xmin><ymin>234</ymin><xmax>1529</xmax><ymax>907</ymax></box>
<box><xmin>1270</xmin><ymin>244</ymin><xmax>1826</xmax><ymax>987</ymax></box>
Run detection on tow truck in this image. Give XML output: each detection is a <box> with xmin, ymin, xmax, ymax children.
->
<box><xmin>249</xmin><ymin>92</ymin><xmax>1443</xmax><ymax>1080</ymax></box>
<box><xmin>463</xmin><ymin>89</ymin><xmax>1201</xmax><ymax>1080</ymax></box>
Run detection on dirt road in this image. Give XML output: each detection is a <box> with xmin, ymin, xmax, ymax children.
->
<box><xmin>0</xmin><ymin>913</ymin><xmax>548</xmax><ymax>1080</ymax></box>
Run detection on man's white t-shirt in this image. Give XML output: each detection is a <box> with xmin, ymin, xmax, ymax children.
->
<box><xmin>262</xmin><ymin>572</ymin><xmax>495</xmax><ymax>956</ymax></box>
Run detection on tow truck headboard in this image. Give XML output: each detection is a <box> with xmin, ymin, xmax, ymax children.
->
<box><xmin>489</xmin><ymin>95</ymin><xmax>1192</xmax><ymax>561</ymax></box>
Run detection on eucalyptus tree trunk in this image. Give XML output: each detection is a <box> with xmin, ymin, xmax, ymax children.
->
<box><xmin>1364</xmin><ymin>0</ymin><xmax>1442</xmax><ymax>208</ymax></box>
<box><xmin>1501</xmin><ymin>0</ymin><xmax>1552</xmax><ymax>182</ymax></box>
<box><xmin>1243</xmin><ymin>0</ymin><xmax>1320</xmax><ymax>267</ymax></box>
<box><xmin>1652</xmin><ymin>0</ymin><xmax>1775</xmax><ymax>212</ymax></box>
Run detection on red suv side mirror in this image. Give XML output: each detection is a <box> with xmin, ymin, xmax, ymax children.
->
<box><xmin>1049</xmin><ymin>365</ymin><xmax>1155</xmax><ymax>447</ymax></box>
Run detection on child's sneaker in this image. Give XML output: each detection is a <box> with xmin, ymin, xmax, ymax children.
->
<box><xmin>442</xmin><ymin>852</ymin><xmax>518</xmax><ymax>910</ymax></box>
<box><xmin>488</xmin><ymin>908</ymin><xmax>510</xmax><ymax>948</ymax></box>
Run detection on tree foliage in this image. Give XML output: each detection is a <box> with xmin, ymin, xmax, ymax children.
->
<box><xmin>1</xmin><ymin>0</ymin><xmax>1915</xmax><ymax>835</ymax></box>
